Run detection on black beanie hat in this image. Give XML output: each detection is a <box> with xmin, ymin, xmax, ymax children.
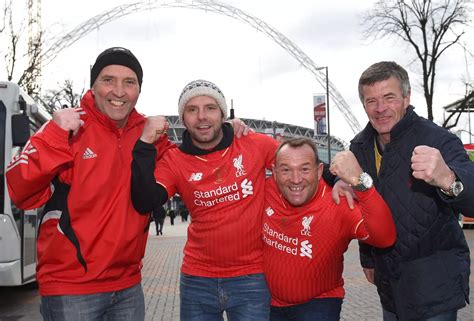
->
<box><xmin>90</xmin><ymin>47</ymin><xmax>143</xmax><ymax>88</ymax></box>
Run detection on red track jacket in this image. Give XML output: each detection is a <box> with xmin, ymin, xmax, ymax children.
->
<box><xmin>6</xmin><ymin>90</ymin><xmax>174</xmax><ymax>295</ymax></box>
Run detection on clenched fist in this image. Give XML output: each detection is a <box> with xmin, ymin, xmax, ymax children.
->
<box><xmin>411</xmin><ymin>145</ymin><xmax>454</xmax><ymax>190</ymax></box>
<box><xmin>329</xmin><ymin>151</ymin><xmax>363</xmax><ymax>186</ymax></box>
<box><xmin>140</xmin><ymin>116</ymin><xmax>169</xmax><ymax>144</ymax></box>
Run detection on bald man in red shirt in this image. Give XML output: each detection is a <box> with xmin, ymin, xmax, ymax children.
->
<box><xmin>263</xmin><ymin>137</ymin><xmax>396</xmax><ymax>321</ymax></box>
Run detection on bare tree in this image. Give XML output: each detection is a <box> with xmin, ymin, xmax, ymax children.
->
<box><xmin>3</xmin><ymin>0</ymin><xmax>22</xmax><ymax>81</ymax></box>
<box><xmin>41</xmin><ymin>80</ymin><xmax>84</xmax><ymax>115</ymax></box>
<box><xmin>1</xmin><ymin>0</ymin><xmax>43</xmax><ymax>97</ymax></box>
<box><xmin>0</xmin><ymin>1</ymin><xmax>7</xmax><ymax>34</ymax></box>
<box><xmin>362</xmin><ymin>0</ymin><xmax>472</xmax><ymax>121</ymax></box>
<box><xmin>441</xmin><ymin>43</ymin><xmax>474</xmax><ymax>129</ymax></box>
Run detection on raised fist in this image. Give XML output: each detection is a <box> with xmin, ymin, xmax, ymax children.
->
<box><xmin>140</xmin><ymin>116</ymin><xmax>169</xmax><ymax>144</ymax></box>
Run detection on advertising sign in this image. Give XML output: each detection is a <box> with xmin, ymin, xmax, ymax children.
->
<box><xmin>313</xmin><ymin>95</ymin><xmax>326</xmax><ymax>135</ymax></box>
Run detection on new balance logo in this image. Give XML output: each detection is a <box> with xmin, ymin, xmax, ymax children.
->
<box><xmin>189</xmin><ymin>173</ymin><xmax>203</xmax><ymax>181</ymax></box>
<box><xmin>265</xmin><ymin>207</ymin><xmax>274</xmax><ymax>217</ymax></box>
<box><xmin>82</xmin><ymin>148</ymin><xmax>97</xmax><ymax>159</ymax></box>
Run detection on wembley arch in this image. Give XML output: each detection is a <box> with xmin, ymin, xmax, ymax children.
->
<box><xmin>41</xmin><ymin>0</ymin><xmax>362</xmax><ymax>134</ymax></box>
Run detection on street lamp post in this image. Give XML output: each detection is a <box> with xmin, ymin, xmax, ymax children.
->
<box><xmin>325</xmin><ymin>66</ymin><xmax>331</xmax><ymax>164</ymax></box>
<box><xmin>316</xmin><ymin>66</ymin><xmax>331</xmax><ymax>163</ymax></box>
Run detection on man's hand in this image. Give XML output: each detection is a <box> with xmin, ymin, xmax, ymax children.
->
<box><xmin>329</xmin><ymin>151</ymin><xmax>363</xmax><ymax>186</ymax></box>
<box><xmin>363</xmin><ymin>268</ymin><xmax>375</xmax><ymax>285</ymax></box>
<box><xmin>140</xmin><ymin>116</ymin><xmax>169</xmax><ymax>144</ymax></box>
<box><xmin>53</xmin><ymin>108</ymin><xmax>84</xmax><ymax>136</ymax></box>
<box><xmin>229</xmin><ymin>119</ymin><xmax>252</xmax><ymax>138</ymax></box>
<box><xmin>411</xmin><ymin>145</ymin><xmax>455</xmax><ymax>190</ymax></box>
<box><xmin>331</xmin><ymin>180</ymin><xmax>356</xmax><ymax>209</ymax></box>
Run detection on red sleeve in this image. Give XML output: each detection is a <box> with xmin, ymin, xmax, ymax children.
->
<box><xmin>353</xmin><ymin>187</ymin><xmax>396</xmax><ymax>248</ymax></box>
<box><xmin>250</xmin><ymin>133</ymin><xmax>279</xmax><ymax>169</ymax></box>
<box><xmin>6</xmin><ymin>121</ymin><xmax>73</xmax><ymax>209</ymax></box>
<box><xmin>154</xmin><ymin>152</ymin><xmax>178</xmax><ymax>198</ymax></box>
<box><xmin>153</xmin><ymin>134</ymin><xmax>177</xmax><ymax>160</ymax></box>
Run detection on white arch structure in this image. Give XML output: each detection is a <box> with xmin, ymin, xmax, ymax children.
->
<box><xmin>41</xmin><ymin>0</ymin><xmax>362</xmax><ymax>133</ymax></box>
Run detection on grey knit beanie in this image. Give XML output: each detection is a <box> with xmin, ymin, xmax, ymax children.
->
<box><xmin>178</xmin><ymin>80</ymin><xmax>228</xmax><ymax>123</ymax></box>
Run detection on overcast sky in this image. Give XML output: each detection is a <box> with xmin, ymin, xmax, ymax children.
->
<box><xmin>6</xmin><ymin>0</ymin><xmax>474</xmax><ymax>143</ymax></box>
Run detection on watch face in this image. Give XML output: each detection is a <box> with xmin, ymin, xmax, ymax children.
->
<box><xmin>361</xmin><ymin>173</ymin><xmax>373</xmax><ymax>188</ymax></box>
<box><xmin>452</xmin><ymin>181</ymin><xmax>464</xmax><ymax>196</ymax></box>
<box><xmin>353</xmin><ymin>172</ymin><xmax>373</xmax><ymax>191</ymax></box>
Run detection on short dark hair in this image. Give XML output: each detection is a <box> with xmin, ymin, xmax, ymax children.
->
<box><xmin>275</xmin><ymin>137</ymin><xmax>321</xmax><ymax>165</ymax></box>
<box><xmin>358</xmin><ymin>61</ymin><xmax>410</xmax><ymax>103</ymax></box>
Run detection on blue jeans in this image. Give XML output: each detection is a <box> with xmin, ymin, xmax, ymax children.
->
<box><xmin>383</xmin><ymin>308</ymin><xmax>457</xmax><ymax>321</ymax></box>
<box><xmin>270</xmin><ymin>298</ymin><xmax>342</xmax><ymax>321</ymax></box>
<box><xmin>40</xmin><ymin>283</ymin><xmax>145</xmax><ymax>321</ymax></box>
<box><xmin>180</xmin><ymin>273</ymin><xmax>271</xmax><ymax>321</ymax></box>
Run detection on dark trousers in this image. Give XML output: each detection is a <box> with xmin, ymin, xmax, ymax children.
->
<box><xmin>155</xmin><ymin>219</ymin><xmax>164</xmax><ymax>235</ymax></box>
<box><xmin>270</xmin><ymin>298</ymin><xmax>342</xmax><ymax>321</ymax></box>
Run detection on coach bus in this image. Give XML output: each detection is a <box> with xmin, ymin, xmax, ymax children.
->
<box><xmin>0</xmin><ymin>81</ymin><xmax>50</xmax><ymax>286</ymax></box>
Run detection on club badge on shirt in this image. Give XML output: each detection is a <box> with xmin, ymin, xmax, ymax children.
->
<box><xmin>233</xmin><ymin>154</ymin><xmax>247</xmax><ymax>177</ymax></box>
<box><xmin>301</xmin><ymin>215</ymin><xmax>313</xmax><ymax>236</ymax></box>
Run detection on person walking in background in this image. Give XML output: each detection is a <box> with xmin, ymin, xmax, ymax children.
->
<box><xmin>6</xmin><ymin>47</ymin><xmax>174</xmax><ymax>320</ymax></box>
<box><xmin>264</xmin><ymin>137</ymin><xmax>396</xmax><ymax>321</ymax></box>
<box><xmin>131</xmin><ymin>79</ymin><xmax>279</xmax><ymax>320</ymax></box>
<box><xmin>152</xmin><ymin>205</ymin><xmax>166</xmax><ymax>235</ymax></box>
<box><xmin>168</xmin><ymin>208</ymin><xmax>176</xmax><ymax>226</ymax></box>
<box><xmin>333</xmin><ymin>61</ymin><xmax>474</xmax><ymax>321</ymax></box>
<box><xmin>181</xmin><ymin>206</ymin><xmax>189</xmax><ymax>222</ymax></box>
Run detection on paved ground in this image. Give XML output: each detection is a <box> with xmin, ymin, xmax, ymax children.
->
<box><xmin>1</xmin><ymin>218</ymin><xmax>473</xmax><ymax>321</ymax></box>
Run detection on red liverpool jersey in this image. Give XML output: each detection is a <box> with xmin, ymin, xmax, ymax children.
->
<box><xmin>263</xmin><ymin>178</ymin><xmax>395</xmax><ymax>306</ymax></box>
<box><xmin>156</xmin><ymin>132</ymin><xmax>278</xmax><ymax>277</ymax></box>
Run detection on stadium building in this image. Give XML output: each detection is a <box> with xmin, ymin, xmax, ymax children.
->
<box><xmin>164</xmin><ymin>115</ymin><xmax>348</xmax><ymax>163</ymax></box>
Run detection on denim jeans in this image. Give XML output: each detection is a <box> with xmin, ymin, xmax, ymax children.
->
<box><xmin>40</xmin><ymin>283</ymin><xmax>145</xmax><ymax>321</ymax></box>
<box><xmin>180</xmin><ymin>273</ymin><xmax>271</xmax><ymax>321</ymax></box>
<box><xmin>269</xmin><ymin>298</ymin><xmax>342</xmax><ymax>321</ymax></box>
<box><xmin>382</xmin><ymin>308</ymin><xmax>457</xmax><ymax>321</ymax></box>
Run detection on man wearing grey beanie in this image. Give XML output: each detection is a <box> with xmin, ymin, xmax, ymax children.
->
<box><xmin>131</xmin><ymin>79</ymin><xmax>280</xmax><ymax>320</ymax></box>
<box><xmin>7</xmin><ymin>46</ymin><xmax>174</xmax><ymax>320</ymax></box>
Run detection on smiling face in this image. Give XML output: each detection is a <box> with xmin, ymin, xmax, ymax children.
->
<box><xmin>361</xmin><ymin>75</ymin><xmax>410</xmax><ymax>145</ymax></box>
<box><xmin>92</xmin><ymin>64</ymin><xmax>140</xmax><ymax>128</ymax></box>
<box><xmin>182</xmin><ymin>95</ymin><xmax>224</xmax><ymax>150</ymax></box>
<box><xmin>273</xmin><ymin>143</ymin><xmax>323</xmax><ymax>207</ymax></box>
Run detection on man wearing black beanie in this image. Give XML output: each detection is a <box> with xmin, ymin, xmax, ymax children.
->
<box><xmin>6</xmin><ymin>47</ymin><xmax>173</xmax><ymax>321</ymax></box>
<box><xmin>90</xmin><ymin>47</ymin><xmax>143</xmax><ymax>88</ymax></box>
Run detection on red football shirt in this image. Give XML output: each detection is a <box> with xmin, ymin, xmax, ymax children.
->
<box><xmin>263</xmin><ymin>178</ymin><xmax>395</xmax><ymax>306</ymax></box>
<box><xmin>156</xmin><ymin>132</ymin><xmax>278</xmax><ymax>277</ymax></box>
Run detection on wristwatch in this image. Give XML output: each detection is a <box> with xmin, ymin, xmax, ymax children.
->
<box><xmin>352</xmin><ymin>172</ymin><xmax>374</xmax><ymax>192</ymax></box>
<box><xmin>440</xmin><ymin>177</ymin><xmax>464</xmax><ymax>197</ymax></box>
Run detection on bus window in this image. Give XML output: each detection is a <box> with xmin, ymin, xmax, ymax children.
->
<box><xmin>12</xmin><ymin>113</ymin><xmax>31</xmax><ymax>146</ymax></box>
